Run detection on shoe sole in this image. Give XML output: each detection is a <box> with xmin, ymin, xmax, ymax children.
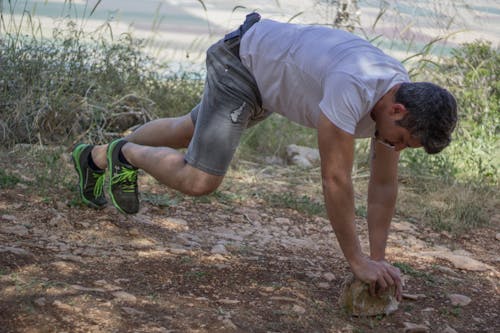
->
<box><xmin>71</xmin><ymin>144</ymin><xmax>105</xmax><ymax>209</ymax></box>
<box><xmin>106</xmin><ymin>139</ymin><xmax>133</xmax><ymax>214</ymax></box>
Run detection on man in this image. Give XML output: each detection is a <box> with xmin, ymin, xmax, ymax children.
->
<box><xmin>72</xmin><ymin>13</ymin><xmax>457</xmax><ymax>301</ymax></box>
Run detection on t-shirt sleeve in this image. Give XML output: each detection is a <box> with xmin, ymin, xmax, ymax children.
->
<box><xmin>318</xmin><ymin>72</ymin><xmax>368</xmax><ymax>135</ymax></box>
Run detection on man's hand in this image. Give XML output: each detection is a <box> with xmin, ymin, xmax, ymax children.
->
<box><xmin>351</xmin><ymin>257</ymin><xmax>403</xmax><ymax>301</ymax></box>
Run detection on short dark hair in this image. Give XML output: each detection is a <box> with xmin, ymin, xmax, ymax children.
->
<box><xmin>395</xmin><ymin>82</ymin><xmax>458</xmax><ymax>154</ymax></box>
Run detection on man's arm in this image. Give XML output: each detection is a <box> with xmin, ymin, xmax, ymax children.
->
<box><xmin>317</xmin><ymin>113</ymin><xmax>402</xmax><ymax>300</ymax></box>
<box><xmin>368</xmin><ymin>138</ymin><xmax>400</xmax><ymax>261</ymax></box>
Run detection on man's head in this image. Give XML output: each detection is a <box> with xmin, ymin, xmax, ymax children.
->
<box><xmin>373</xmin><ymin>82</ymin><xmax>457</xmax><ymax>153</ymax></box>
<box><xmin>394</xmin><ymin>82</ymin><xmax>457</xmax><ymax>154</ymax></box>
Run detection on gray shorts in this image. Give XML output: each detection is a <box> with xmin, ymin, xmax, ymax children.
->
<box><xmin>184</xmin><ymin>37</ymin><xmax>271</xmax><ymax>176</ymax></box>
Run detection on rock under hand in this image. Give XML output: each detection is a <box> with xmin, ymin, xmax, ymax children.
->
<box><xmin>338</xmin><ymin>274</ymin><xmax>399</xmax><ymax>316</ymax></box>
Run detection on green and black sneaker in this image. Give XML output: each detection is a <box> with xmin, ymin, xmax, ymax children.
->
<box><xmin>71</xmin><ymin>144</ymin><xmax>107</xmax><ymax>208</ymax></box>
<box><xmin>107</xmin><ymin>139</ymin><xmax>139</xmax><ymax>214</ymax></box>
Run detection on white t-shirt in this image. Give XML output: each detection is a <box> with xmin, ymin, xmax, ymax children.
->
<box><xmin>239</xmin><ymin>19</ymin><xmax>410</xmax><ymax>138</ymax></box>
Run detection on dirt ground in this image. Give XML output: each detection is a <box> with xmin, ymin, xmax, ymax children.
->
<box><xmin>0</xmin><ymin>146</ymin><xmax>499</xmax><ymax>333</ymax></box>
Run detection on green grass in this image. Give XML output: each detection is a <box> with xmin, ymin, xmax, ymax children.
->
<box><xmin>0</xmin><ymin>169</ymin><xmax>20</xmax><ymax>189</ymax></box>
<box><xmin>264</xmin><ymin>192</ymin><xmax>325</xmax><ymax>217</ymax></box>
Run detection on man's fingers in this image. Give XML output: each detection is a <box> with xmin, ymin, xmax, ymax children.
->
<box><xmin>395</xmin><ymin>280</ymin><xmax>403</xmax><ymax>301</ymax></box>
<box><xmin>369</xmin><ymin>282</ymin><xmax>376</xmax><ymax>297</ymax></box>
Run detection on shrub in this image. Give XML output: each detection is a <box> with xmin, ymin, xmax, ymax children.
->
<box><xmin>400</xmin><ymin>40</ymin><xmax>499</xmax><ymax>184</ymax></box>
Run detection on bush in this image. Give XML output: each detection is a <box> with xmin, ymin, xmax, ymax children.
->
<box><xmin>400</xmin><ymin>40</ymin><xmax>499</xmax><ymax>184</ymax></box>
<box><xmin>0</xmin><ymin>20</ymin><xmax>203</xmax><ymax>146</ymax></box>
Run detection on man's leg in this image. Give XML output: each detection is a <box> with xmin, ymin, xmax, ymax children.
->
<box><xmin>120</xmin><ymin>142</ymin><xmax>223</xmax><ymax>196</ymax></box>
<box><xmin>89</xmin><ymin>110</ymin><xmax>222</xmax><ymax>197</ymax></box>
<box><xmin>91</xmin><ymin>113</ymin><xmax>195</xmax><ymax>170</ymax></box>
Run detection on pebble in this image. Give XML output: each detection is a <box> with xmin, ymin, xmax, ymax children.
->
<box><xmin>435</xmin><ymin>265</ymin><xmax>459</xmax><ymax>276</ymax></box>
<box><xmin>318</xmin><ymin>282</ymin><xmax>330</xmax><ymax>289</ymax></box>
<box><xmin>112</xmin><ymin>291</ymin><xmax>137</xmax><ymax>303</ymax></box>
<box><xmin>217</xmin><ymin>298</ymin><xmax>240</xmax><ymax>305</ymax></box>
<box><xmin>292</xmin><ymin>304</ymin><xmax>306</xmax><ymax>314</ymax></box>
<box><xmin>1</xmin><ymin>214</ymin><xmax>16</xmax><ymax>221</ymax></box>
<box><xmin>121</xmin><ymin>306</ymin><xmax>145</xmax><ymax>316</ymax></box>
<box><xmin>274</xmin><ymin>217</ymin><xmax>291</xmax><ymax>225</ymax></box>
<box><xmin>403</xmin><ymin>322</ymin><xmax>429</xmax><ymax>333</ymax></box>
<box><xmin>1</xmin><ymin>225</ymin><xmax>29</xmax><ymax>236</ymax></box>
<box><xmin>496</xmin><ymin>233</ymin><xmax>500</xmax><ymax>241</ymax></box>
<box><xmin>323</xmin><ymin>272</ymin><xmax>335</xmax><ymax>282</ymax></box>
<box><xmin>34</xmin><ymin>297</ymin><xmax>47</xmax><ymax>307</ymax></box>
<box><xmin>70</xmin><ymin>285</ymin><xmax>106</xmax><ymax>293</ymax></box>
<box><xmin>402</xmin><ymin>293</ymin><xmax>427</xmax><ymax>301</ymax></box>
<box><xmin>0</xmin><ymin>246</ymin><xmax>33</xmax><ymax>257</ymax></box>
<box><xmin>168</xmin><ymin>247</ymin><xmax>188</xmax><ymax>255</ymax></box>
<box><xmin>94</xmin><ymin>280</ymin><xmax>122</xmax><ymax>291</ymax></box>
<box><xmin>222</xmin><ymin>318</ymin><xmax>237</xmax><ymax>329</ymax></box>
<box><xmin>448</xmin><ymin>294</ymin><xmax>471</xmax><ymax>306</ymax></box>
<box><xmin>441</xmin><ymin>325</ymin><xmax>458</xmax><ymax>333</ymax></box>
<box><xmin>211</xmin><ymin>244</ymin><xmax>228</xmax><ymax>255</ymax></box>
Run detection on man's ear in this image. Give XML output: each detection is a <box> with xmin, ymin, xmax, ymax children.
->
<box><xmin>390</xmin><ymin>103</ymin><xmax>408</xmax><ymax>120</ymax></box>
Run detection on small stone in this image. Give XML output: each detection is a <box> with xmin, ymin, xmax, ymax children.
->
<box><xmin>323</xmin><ymin>272</ymin><xmax>336</xmax><ymax>282</ymax></box>
<box><xmin>496</xmin><ymin>233</ymin><xmax>500</xmax><ymax>241</ymax></box>
<box><xmin>70</xmin><ymin>285</ymin><xmax>106</xmax><ymax>293</ymax></box>
<box><xmin>448</xmin><ymin>294</ymin><xmax>471</xmax><ymax>306</ymax></box>
<box><xmin>402</xmin><ymin>293</ymin><xmax>426</xmax><ymax>301</ymax></box>
<box><xmin>338</xmin><ymin>274</ymin><xmax>399</xmax><ymax>316</ymax></box>
<box><xmin>218</xmin><ymin>298</ymin><xmax>240</xmax><ymax>305</ymax></box>
<box><xmin>318</xmin><ymin>282</ymin><xmax>330</xmax><ymax>289</ymax></box>
<box><xmin>211</xmin><ymin>244</ymin><xmax>228</xmax><ymax>255</ymax></box>
<box><xmin>54</xmin><ymin>254</ymin><xmax>85</xmax><ymax>263</ymax></box>
<box><xmin>94</xmin><ymin>280</ymin><xmax>122</xmax><ymax>291</ymax></box>
<box><xmin>112</xmin><ymin>291</ymin><xmax>137</xmax><ymax>303</ymax></box>
<box><xmin>286</xmin><ymin>144</ymin><xmax>320</xmax><ymax>168</ymax></box>
<box><xmin>403</xmin><ymin>322</ymin><xmax>429</xmax><ymax>333</ymax></box>
<box><xmin>441</xmin><ymin>325</ymin><xmax>458</xmax><ymax>333</ymax></box>
<box><xmin>168</xmin><ymin>247</ymin><xmax>188</xmax><ymax>255</ymax></box>
<box><xmin>435</xmin><ymin>265</ymin><xmax>459</xmax><ymax>276</ymax></box>
<box><xmin>121</xmin><ymin>307</ymin><xmax>145</xmax><ymax>316</ymax></box>
<box><xmin>222</xmin><ymin>318</ymin><xmax>237</xmax><ymax>329</ymax></box>
<box><xmin>292</xmin><ymin>304</ymin><xmax>306</xmax><ymax>314</ymax></box>
<box><xmin>52</xmin><ymin>300</ymin><xmax>75</xmax><ymax>312</ymax></box>
<box><xmin>127</xmin><ymin>228</ymin><xmax>140</xmax><ymax>236</ymax></box>
<box><xmin>1</xmin><ymin>225</ymin><xmax>29</xmax><ymax>236</ymax></box>
<box><xmin>274</xmin><ymin>217</ymin><xmax>291</xmax><ymax>225</ymax></box>
<box><xmin>34</xmin><ymin>297</ymin><xmax>46</xmax><ymax>307</ymax></box>
<box><xmin>0</xmin><ymin>246</ymin><xmax>33</xmax><ymax>257</ymax></box>
<box><xmin>1</xmin><ymin>215</ymin><xmax>16</xmax><ymax>221</ymax></box>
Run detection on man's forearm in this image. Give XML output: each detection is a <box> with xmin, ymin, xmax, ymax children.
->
<box><xmin>367</xmin><ymin>181</ymin><xmax>397</xmax><ymax>260</ymax></box>
<box><xmin>323</xmin><ymin>178</ymin><xmax>364</xmax><ymax>266</ymax></box>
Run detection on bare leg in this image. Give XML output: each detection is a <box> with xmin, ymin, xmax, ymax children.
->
<box><xmin>121</xmin><ymin>143</ymin><xmax>223</xmax><ymax>196</ymax></box>
<box><xmin>91</xmin><ymin>114</ymin><xmax>194</xmax><ymax>170</ymax></box>
<box><xmin>89</xmin><ymin>113</ymin><xmax>221</xmax><ymax>195</ymax></box>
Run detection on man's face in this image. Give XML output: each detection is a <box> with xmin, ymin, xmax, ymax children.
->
<box><xmin>375</xmin><ymin>120</ymin><xmax>422</xmax><ymax>152</ymax></box>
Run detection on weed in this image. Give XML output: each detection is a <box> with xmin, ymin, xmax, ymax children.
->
<box><xmin>185</xmin><ymin>270</ymin><xmax>208</xmax><ymax>281</ymax></box>
<box><xmin>0</xmin><ymin>169</ymin><xmax>20</xmax><ymax>189</ymax></box>
<box><xmin>393</xmin><ymin>262</ymin><xmax>436</xmax><ymax>284</ymax></box>
<box><xmin>264</xmin><ymin>192</ymin><xmax>325</xmax><ymax>217</ymax></box>
<box><xmin>141</xmin><ymin>192</ymin><xmax>179</xmax><ymax>208</ymax></box>
<box><xmin>355</xmin><ymin>204</ymin><xmax>367</xmax><ymax>218</ymax></box>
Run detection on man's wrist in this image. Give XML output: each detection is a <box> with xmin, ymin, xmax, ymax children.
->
<box><xmin>348</xmin><ymin>252</ymin><xmax>367</xmax><ymax>269</ymax></box>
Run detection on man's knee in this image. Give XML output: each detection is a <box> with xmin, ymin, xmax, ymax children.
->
<box><xmin>183</xmin><ymin>172</ymin><xmax>223</xmax><ymax>197</ymax></box>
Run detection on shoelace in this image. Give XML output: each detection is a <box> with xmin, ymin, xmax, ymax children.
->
<box><xmin>92</xmin><ymin>172</ymin><xmax>106</xmax><ymax>198</ymax></box>
<box><xmin>112</xmin><ymin>167</ymin><xmax>138</xmax><ymax>193</ymax></box>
